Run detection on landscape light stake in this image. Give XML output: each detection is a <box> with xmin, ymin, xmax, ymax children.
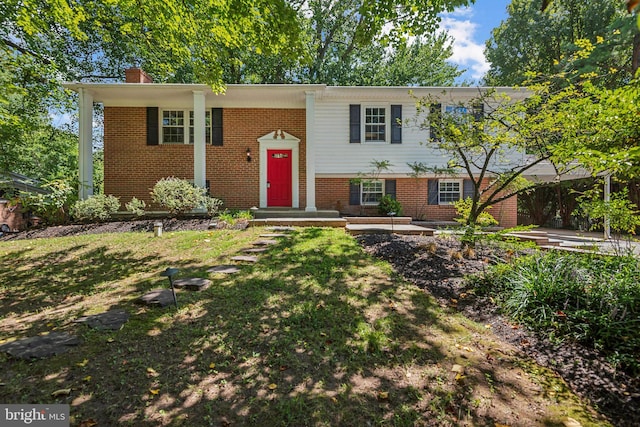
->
<box><xmin>388</xmin><ymin>211</ymin><xmax>396</xmax><ymax>233</ymax></box>
<box><xmin>160</xmin><ymin>267</ymin><xmax>179</xmax><ymax>309</ymax></box>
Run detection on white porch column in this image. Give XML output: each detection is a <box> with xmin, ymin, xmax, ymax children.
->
<box><xmin>78</xmin><ymin>88</ymin><xmax>94</xmax><ymax>199</ymax></box>
<box><xmin>193</xmin><ymin>91</ymin><xmax>206</xmax><ymax>189</ymax></box>
<box><xmin>305</xmin><ymin>91</ymin><xmax>317</xmax><ymax>212</ymax></box>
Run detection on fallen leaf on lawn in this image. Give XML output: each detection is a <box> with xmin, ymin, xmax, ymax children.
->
<box><xmin>79</xmin><ymin>419</ymin><xmax>98</xmax><ymax>427</ymax></box>
<box><xmin>450</xmin><ymin>298</ymin><xmax>458</xmax><ymax>304</ymax></box>
<box><xmin>377</xmin><ymin>391</ymin><xmax>389</xmax><ymax>400</ymax></box>
<box><xmin>147</xmin><ymin>367</ymin><xmax>158</xmax><ymax>376</ymax></box>
<box><xmin>149</xmin><ymin>388</ymin><xmax>160</xmax><ymax>395</ymax></box>
<box><xmin>76</xmin><ymin>359</ymin><xmax>89</xmax><ymax>367</ymax></box>
<box><xmin>485</xmin><ymin>324</ymin><xmax>492</xmax><ymax>329</ymax></box>
<box><xmin>106</xmin><ymin>337</ymin><xmax>115</xmax><ymax>343</ymax></box>
<box><xmin>83</xmin><ymin>376</ymin><xmax>91</xmax><ymax>382</ymax></box>
<box><xmin>462</xmin><ymin>346</ymin><xmax>473</xmax><ymax>352</ymax></box>
<box><xmin>268</xmin><ymin>383</ymin><xmax>278</xmax><ymax>390</ymax></box>
<box><xmin>495</xmin><ymin>424</ymin><xmax>510</xmax><ymax>427</ymax></box>
<box><xmin>320</xmin><ymin>332</ymin><xmax>327</xmax><ymax>337</ymax></box>
<box><xmin>51</xmin><ymin>388</ymin><xmax>72</xmax><ymax>397</ymax></box>
<box><xmin>209</xmin><ymin>362</ymin><xmax>216</xmax><ymax>369</ymax></box>
<box><xmin>459</xmin><ymin>292</ymin><xmax>468</xmax><ymax>299</ymax></box>
<box><xmin>454</xmin><ymin>373</ymin><xmax>466</xmax><ymax>382</ymax></box>
<box><xmin>451</xmin><ymin>364</ymin><xmax>464</xmax><ymax>373</ymax></box>
<box><xmin>563</xmin><ymin>417</ymin><xmax>582</xmax><ymax>427</ymax></box>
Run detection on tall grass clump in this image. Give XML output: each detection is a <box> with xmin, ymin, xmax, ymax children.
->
<box><xmin>473</xmin><ymin>251</ymin><xmax>640</xmax><ymax>375</ymax></box>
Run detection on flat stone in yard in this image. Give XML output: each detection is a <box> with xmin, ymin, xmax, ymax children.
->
<box><xmin>267</xmin><ymin>226</ymin><xmax>295</xmax><ymax>232</ymax></box>
<box><xmin>207</xmin><ymin>265</ymin><xmax>241</xmax><ymax>274</ymax></box>
<box><xmin>0</xmin><ymin>332</ymin><xmax>81</xmax><ymax>359</ymax></box>
<box><xmin>230</xmin><ymin>255</ymin><xmax>258</xmax><ymax>263</ymax></box>
<box><xmin>253</xmin><ymin>239</ymin><xmax>278</xmax><ymax>246</ymax></box>
<box><xmin>173</xmin><ymin>278</ymin><xmax>212</xmax><ymax>291</ymax></box>
<box><xmin>243</xmin><ymin>247</ymin><xmax>268</xmax><ymax>253</ymax></box>
<box><xmin>260</xmin><ymin>233</ymin><xmax>289</xmax><ymax>238</ymax></box>
<box><xmin>137</xmin><ymin>289</ymin><xmax>176</xmax><ymax>307</ymax></box>
<box><xmin>74</xmin><ymin>310</ymin><xmax>130</xmax><ymax>330</ymax></box>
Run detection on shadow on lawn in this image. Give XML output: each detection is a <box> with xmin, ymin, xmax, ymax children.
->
<box><xmin>0</xmin><ymin>228</ymin><xmax>603</xmax><ymax>426</ymax></box>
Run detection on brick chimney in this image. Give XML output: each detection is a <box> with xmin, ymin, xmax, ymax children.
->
<box><xmin>125</xmin><ymin>67</ymin><xmax>153</xmax><ymax>83</ymax></box>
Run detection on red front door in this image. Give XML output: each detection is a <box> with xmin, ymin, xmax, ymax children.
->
<box><xmin>267</xmin><ymin>149</ymin><xmax>292</xmax><ymax>207</ymax></box>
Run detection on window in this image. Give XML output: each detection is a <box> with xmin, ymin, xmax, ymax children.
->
<box><xmin>364</xmin><ymin>107</ymin><xmax>387</xmax><ymax>142</ymax></box>
<box><xmin>438</xmin><ymin>179</ymin><xmax>462</xmax><ymax>204</ymax></box>
<box><xmin>161</xmin><ymin>109</ymin><xmax>211</xmax><ymax>144</ymax></box>
<box><xmin>189</xmin><ymin>111</ymin><xmax>211</xmax><ymax>144</ymax></box>
<box><xmin>361</xmin><ymin>180</ymin><xmax>384</xmax><ymax>205</ymax></box>
<box><xmin>162</xmin><ymin>110</ymin><xmax>185</xmax><ymax>144</ymax></box>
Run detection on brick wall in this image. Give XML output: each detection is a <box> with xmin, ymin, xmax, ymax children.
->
<box><xmin>316</xmin><ymin>177</ymin><xmax>517</xmax><ymax>227</ymax></box>
<box><xmin>103</xmin><ymin>107</ymin><xmax>306</xmax><ymax>210</ymax></box>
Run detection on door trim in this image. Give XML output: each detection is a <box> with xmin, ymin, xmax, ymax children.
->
<box><xmin>258</xmin><ymin>131</ymin><xmax>300</xmax><ymax>208</ymax></box>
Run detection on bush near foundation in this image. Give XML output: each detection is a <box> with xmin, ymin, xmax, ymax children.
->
<box><xmin>71</xmin><ymin>194</ymin><xmax>120</xmax><ymax>222</ymax></box>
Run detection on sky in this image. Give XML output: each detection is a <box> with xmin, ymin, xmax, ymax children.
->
<box><xmin>440</xmin><ymin>0</ymin><xmax>511</xmax><ymax>84</ymax></box>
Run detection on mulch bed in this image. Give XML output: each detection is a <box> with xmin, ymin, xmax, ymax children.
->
<box><xmin>357</xmin><ymin>233</ymin><xmax>640</xmax><ymax>427</ymax></box>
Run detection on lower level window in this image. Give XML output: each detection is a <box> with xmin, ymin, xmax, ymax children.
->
<box><xmin>439</xmin><ymin>180</ymin><xmax>462</xmax><ymax>204</ymax></box>
<box><xmin>361</xmin><ymin>180</ymin><xmax>384</xmax><ymax>205</ymax></box>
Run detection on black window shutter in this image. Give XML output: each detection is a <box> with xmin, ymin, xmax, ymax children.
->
<box><xmin>429</xmin><ymin>103</ymin><xmax>441</xmax><ymax>142</ymax></box>
<box><xmin>349</xmin><ymin>105</ymin><xmax>361</xmax><ymax>143</ymax></box>
<box><xmin>390</xmin><ymin>105</ymin><xmax>402</xmax><ymax>144</ymax></box>
<box><xmin>428</xmin><ymin>179</ymin><xmax>439</xmax><ymax>205</ymax></box>
<box><xmin>385</xmin><ymin>179</ymin><xmax>396</xmax><ymax>199</ymax></box>
<box><xmin>473</xmin><ymin>102</ymin><xmax>484</xmax><ymax>122</ymax></box>
<box><xmin>463</xmin><ymin>179</ymin><xmax>475</xmax><ymax>200</ymax></box>
<box><xmin>349</xmin><ymin>182</ymin><xmax>361</xmax><ymax>205</ymax></box>
<box><xmin>146</xmin><ymin>107</ymin><xmax>159</xmax><ymax>146</ymax></box>
<box><xmin>212</xmin><ymin>108</ymin><xmax>223</xmax><ymax>146</ymax></box>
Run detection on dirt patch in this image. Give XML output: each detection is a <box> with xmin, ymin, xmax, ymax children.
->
<box><xmin>358</xmin><ymin>233</ymin><xmax>640</xmax><ymax>427</ymax></box>
<box><xmin>0</xmin><ymin>218</ymin><xmax>217</xmax><ymax>240</ymax></box>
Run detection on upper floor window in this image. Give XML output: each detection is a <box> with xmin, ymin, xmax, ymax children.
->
<box><xmin>364</xmin><ymin>107</ymin><xmax>387</xmax><ymax>142</ymax></box>
<box><xmin>161</xmin><ymin>109</ymin><xmax>211</xmax><ymax>144</ymax></box>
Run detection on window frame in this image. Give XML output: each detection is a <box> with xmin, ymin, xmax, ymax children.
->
<box><xmin>438</xmin><ymin>179</ymin><xmax>463</xmax><ymax>205</ymax></box>
<box><xmin>360</xmin><ymin>179</ymin><xmax>385</xmax><ymax>205</ymax></box>
<box><xmin>160</xmin><ymin>109</ymin><xmax>212</xmax><ymax>145</ymax></box>
<box><xmin>362</xmin><ymin>105</ymin><xmax>389</xmax><ymax>143</ymax></box>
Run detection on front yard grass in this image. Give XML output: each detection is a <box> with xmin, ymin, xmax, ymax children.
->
<box><xmin>0</xmin><ymin>227</ymin><xmax>608</xmax><ymax>426</ymax></box>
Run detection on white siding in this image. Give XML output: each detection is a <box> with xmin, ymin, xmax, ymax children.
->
<box><xmin>314</xmin><ymin>98</ymin><xmax>451</xmax><ymax>176</ymax></box>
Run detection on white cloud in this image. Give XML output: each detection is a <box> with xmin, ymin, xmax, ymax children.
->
<box><xmin>439</xmin><ymin>7</ymin><xmax>490</xmax><ymax>82</ymax></box>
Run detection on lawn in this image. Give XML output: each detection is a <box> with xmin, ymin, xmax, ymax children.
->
<box><xmin>0</xmin><ymin>227</ymin><xmax>608</xmax><ymax>426</ymax></box>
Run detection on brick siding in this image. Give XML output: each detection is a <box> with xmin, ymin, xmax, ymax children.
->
<box><xmin>103</xmin><ymin>107</ymin><xmax>306</xmax><ymax>210</ymax></box>
<box><xmin>315</xmin><ymin>177</ymin><xmax>517</xmax><ymax>227</ymax></box>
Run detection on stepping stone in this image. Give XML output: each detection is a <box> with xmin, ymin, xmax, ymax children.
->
<box><xmin>231</xmin><ymin>255</ymin><xmax>258</xmax><ymax>263</ymax></box>
<box><xmin>0</xmin><ymin>332</ymin><xmax>81</xmax><ymax>359</ymax></box>
<box><xmin>267</xmin><ymin>226</ymin><xmax>294</xmax><ymax>232</ymax></box>
<box><xmin>253</xmin><ymin>239</ymin><xmax>278</xmax><ymax>246</ymax></box>
<box><xmin>137</xmin><ymin>289</ymin><xmax>176</xmax><ymax>307</ymax></box>
<box><xmin>207</xmin><ymin>265</ymin><xmax>241</xmax><ymax>274</ymax></box>
<box><xmin>173</xmin><ymin>278</ymin><xmax>211</xmax><ymax>291</ymax></box>
<box><xmin>260</xmin><ymin>233</ymin><xmax>289</xmax><ymax>238</ymax></box>
<box><xmin>243</xmin><ymin>247</ymin><xmax>268</xmax><ymax>253</ymax></box>
<box><xmin>74</xmin><ymin>310</ymin><xmax>130</xmax><ymax>330</ymax></box>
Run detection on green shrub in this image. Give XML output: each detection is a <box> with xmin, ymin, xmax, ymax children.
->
<box><xmin>19</xmin><ymin>179</ymin><xmax>76</xmax><ymax>225</ymax></box>
<box><xmin>71</xmin><ymin>194</ymin><xmax>120</xmax><ymax>222</ymax></box>
<box><xmin>377</xmin><ymin>195</ymin><xmax>403</xmax><ymax>216</ymax></box>
<box><xmin>125</xmin><ymin>197</ymin><xmax>146</xmax><ymax>217</ymax></box>
<box><xmin>203</xmin><ymin>196</ymin><xmax>224</xmax><ymax>216</ymax></box>
<box><xmin>474</xmin><ymin>251</ymin><xmax>640</xmax><ymax>375</ymax></box>
<box><xmin>454</xmin><ymin>197</ymin><xmax>498</xmax><ymax>227</ymax></box>
<box><xmin>151</xmin><ymin>177</ymin><xmax>206</xmax><ymax>216</ymax></box>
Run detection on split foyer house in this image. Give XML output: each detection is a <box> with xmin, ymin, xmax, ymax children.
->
<box><xmin>65</xmin><ymin>68</ymin><xmax>545</xmax><ymax>228</ymax></box>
